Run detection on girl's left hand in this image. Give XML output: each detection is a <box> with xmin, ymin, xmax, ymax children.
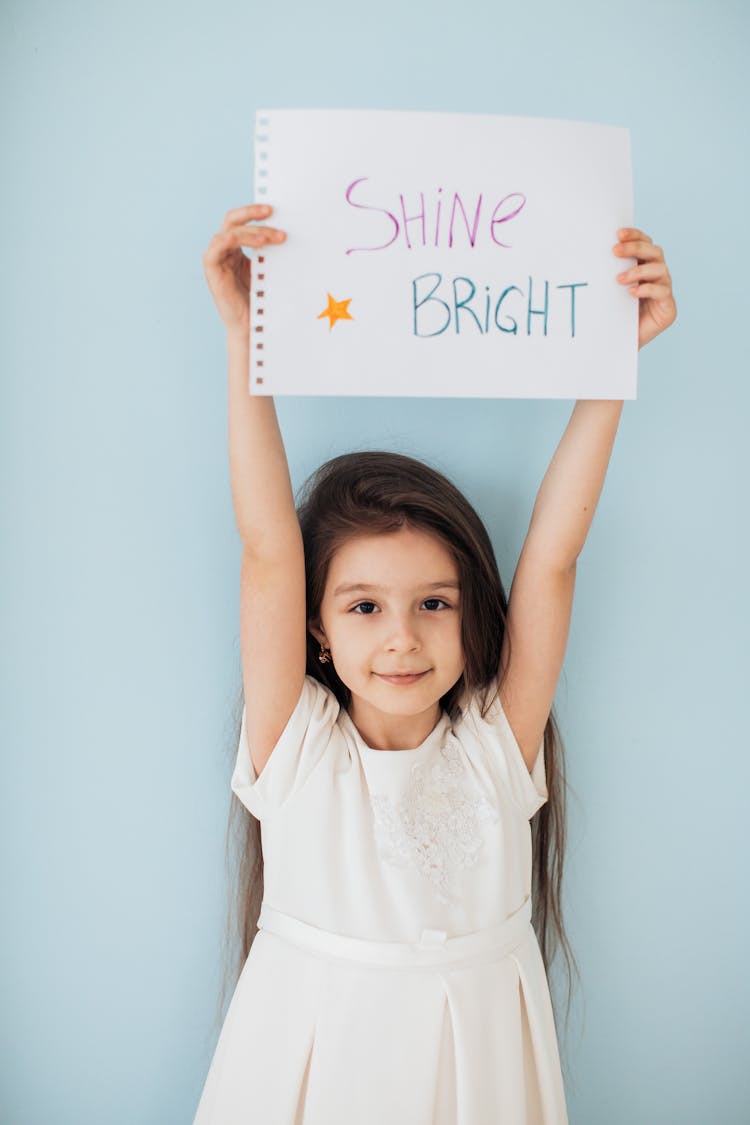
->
<box><xmin>614</xmin><ymin>228</ymin><xmax>677</xmax><ymax>349</ymax></box>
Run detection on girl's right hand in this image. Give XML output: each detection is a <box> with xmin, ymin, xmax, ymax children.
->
<box><xmin>202</xmin><ymin>203</ymin><xmax>286</xmax><ymax>338</ymax></box>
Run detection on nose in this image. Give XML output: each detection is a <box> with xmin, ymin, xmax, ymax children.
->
<box><xmin>384</xmin><ymin>612</ymin><xmax>421</xmax><ymax>652</ymax></box>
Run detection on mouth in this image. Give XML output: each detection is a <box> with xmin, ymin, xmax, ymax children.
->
<box><xmin>375</xmin><ymin>671</ymin><xmax>430</xmax><ymax>686</ymax></box>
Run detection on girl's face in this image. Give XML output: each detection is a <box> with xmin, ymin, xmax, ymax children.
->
<box><xmin>310</xmin><ymin>526</ymin><xmax>465</xmax><ymax>739</ymax></box>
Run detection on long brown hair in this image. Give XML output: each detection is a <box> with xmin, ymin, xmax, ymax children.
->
<box><xmin>218</xmin><ymin>451</ymin><xmax>581</xmax><ymax>1075</ymax></box>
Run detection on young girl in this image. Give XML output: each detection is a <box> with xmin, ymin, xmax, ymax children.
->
<box><xmin>194</xmin><ymin>202</ymin><xmax>676</xmax><ymax>1124</ymax></box>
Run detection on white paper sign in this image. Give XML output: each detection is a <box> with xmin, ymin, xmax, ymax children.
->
<box><xmin>250</xmin><ymin>109</ymin><xmax>636</xmax><ymax>399</ymax></box>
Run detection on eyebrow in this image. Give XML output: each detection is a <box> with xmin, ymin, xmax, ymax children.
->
<box><xmin>333</xmin><ymin>581</ymin><xmax>461</xmax><ymax>597</ymax></box>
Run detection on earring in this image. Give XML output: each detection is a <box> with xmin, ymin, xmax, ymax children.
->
<box><xmin>318</xmin><ymin>644</ymin><xmax>332</xmax><ymax>665</ymax></box>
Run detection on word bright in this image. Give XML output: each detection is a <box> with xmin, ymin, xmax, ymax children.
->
<box><xmin>412</xmin><ymin>274</ymin><xmax>589</xmax><ymax>338</ymax></box>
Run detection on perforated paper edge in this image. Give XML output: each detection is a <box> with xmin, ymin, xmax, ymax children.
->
<box><xmin>250</xmin><ymin>109</ymin><xmax>270</xmax><ymax>393</ymax></box>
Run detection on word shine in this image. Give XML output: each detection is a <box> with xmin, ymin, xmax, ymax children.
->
<box><xmin>413</xmin><ymin>274</ymin><xmax>589</xmax><ymax>338</ymax></box>
<box><xmin>345</xmin><ymin>178</ymin><xmax>526</xmax><ymax>254</ymax></box>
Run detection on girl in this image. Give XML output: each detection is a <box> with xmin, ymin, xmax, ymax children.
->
<box><xmin>194</xmin><ymin>202</ymin><xmax>676</xmax><ymax>1124</ymax></box>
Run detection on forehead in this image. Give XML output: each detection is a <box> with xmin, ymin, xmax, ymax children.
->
<box><xmin>327</xmin><ymin>527</ymin><xmax>459</xmax><ymax>585</ymax></box>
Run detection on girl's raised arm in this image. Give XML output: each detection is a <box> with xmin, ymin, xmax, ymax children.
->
<box><xmin>203</xmin><ymin>205</ymin><xmax>306</xmax><ymax>777</ymax></box>
<box><xmin>497</xmin><ymin>229</ymin><xmax>676</xmax><ymax>773</ymax></box>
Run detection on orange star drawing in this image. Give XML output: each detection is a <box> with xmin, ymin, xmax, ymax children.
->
<box><xmin>317</xmin><ymin>293</ymin><xmax>353</xmax><ymax>330</ymax></box>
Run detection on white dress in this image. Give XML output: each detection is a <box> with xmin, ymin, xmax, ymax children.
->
<box><xmin>193</xmin><ymin>675</ymin><xmax>569</xmax><ymax>1125</ymax></box>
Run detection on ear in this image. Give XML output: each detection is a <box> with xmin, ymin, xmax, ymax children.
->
<box><xmin>307</xmin><ymin>619</ymin><xmax>328</xmax><ymax>647</ymax></box>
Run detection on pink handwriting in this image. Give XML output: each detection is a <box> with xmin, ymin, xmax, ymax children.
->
<box><xmin>344</xmin><ymin>178</ymin><xmax>526</xmax><ymax>254</ymax></box>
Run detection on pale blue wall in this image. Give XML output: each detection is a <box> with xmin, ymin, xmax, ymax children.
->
<box><xmin>2</xmin><ymin>0</ymin><xmax>748</xmax><ymax>1121</ymax></box>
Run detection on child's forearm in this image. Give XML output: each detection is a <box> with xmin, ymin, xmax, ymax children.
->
<box><xmin>523</xmin><ymin>399</ymin><xmax>624</xmax><ymax>570</ymax></box>
<box><xmin>227</xmin><ymin>330</ymin><xmax>301</xmax><ymax>553</ymax></box>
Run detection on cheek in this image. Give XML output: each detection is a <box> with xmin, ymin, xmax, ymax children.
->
<box><xmin>330</xmin><ymin>618</ymin><xmax>363</xmax><ymax>656</ymax></box>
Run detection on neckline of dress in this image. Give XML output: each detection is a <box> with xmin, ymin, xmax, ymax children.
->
<box><xmin>340</xmin><ymin>706</ymin><xmax>452</xmax><ymax>756</ymax></box>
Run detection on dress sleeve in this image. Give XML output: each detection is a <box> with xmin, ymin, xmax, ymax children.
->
<box><xmin>230</xmin><ymin>674</ymin><xmax>340</xmax><ymax>821</ymax></box>
<box><xmin>462</xmin><ymin>688</ymin><xmax>548</xmax><ymax>819</ymax></box>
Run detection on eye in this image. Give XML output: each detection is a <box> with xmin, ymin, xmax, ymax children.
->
<box><xmin>351</xmin><ymin>601</ymin><xmax>378</xmax><ymax>614</ymax></box>
<box><xmin>423</xmin><ymin>598</ymin><xmax>450</xmax><ymax>611</ymax></box>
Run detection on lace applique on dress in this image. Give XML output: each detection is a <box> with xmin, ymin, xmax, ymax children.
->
<box><xmin>369</xmin><ymin>736</ymin><xmax>499</xmax><ymax>905</ymax></box>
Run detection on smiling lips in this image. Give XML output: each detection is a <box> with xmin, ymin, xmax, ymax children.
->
<box><xmin>375</xmin><ymin>671</ymin><xmax>429</xmax><ymax>685</ymax></box>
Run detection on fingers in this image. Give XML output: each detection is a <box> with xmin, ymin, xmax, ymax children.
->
<box><xmin>610</xmin><ymin>225</ymin><xmax>674</xmax><ymax>307</ymax></box>
<box><xmin>222</xmin><ymin>203</ymin><xmax>274</xmax><ymax>230</ymax></box>
<box><xmin>617</xmin><ymin>227</ymin><xmax>652</xmax><ymax>244</ymax></box>
<box><xmin>212</xmin><ymin>202</ymin><xmax>290</xmax><ymax>253</ymax></box>
<box><xmin>234</xmin><ymin>225</ymin><xmax>286</xmax><ymax>247</ymax></box>
<box><xmin>203</xmin><ymin>205</ymin><xmax>286</xmax><ymax>267</ymax></box>
<box><xmin>220</xmin><ymin>203</ymin><xmax>286</xmax><ymax>243</ymax></box>
<box><xmin>616</xmin><ymin>261</ymin><xmax>670</xmax><ymax>286</ymax></box>
<box><xmin>614</xmin><ymin>239</ymin><xmax>664</xmax><ymax>263</ymax></box>
<box><xmin>625</xmin><ymin>282</ymin><xmax>673</xmax><ymax>299</ymax></box>
<box><xmin>616</xmin><ymin>228</ymin><xmax>663</xmax><ymax>262</ymax></box>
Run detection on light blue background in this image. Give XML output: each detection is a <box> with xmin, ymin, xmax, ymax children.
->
<box><xmin>2</xmin><ymin>1</ymin><xmax>748</xmax><ymax>1122</ymax></box>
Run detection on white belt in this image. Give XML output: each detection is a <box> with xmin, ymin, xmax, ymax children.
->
<box><xmin>257</xmin><ymin>896</ymin><xmax>533</xmax><ymax>971</ymax></box>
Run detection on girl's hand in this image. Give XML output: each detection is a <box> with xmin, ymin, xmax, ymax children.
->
<box><xmin>202</xmin><ymin>203</ymin><xmax>286</xmax><ymax>338</ymax></box>
<box><xmin>614</xmin><ymin>228</ymin><xmax>677</xmax><ymax>350</ymax></box>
